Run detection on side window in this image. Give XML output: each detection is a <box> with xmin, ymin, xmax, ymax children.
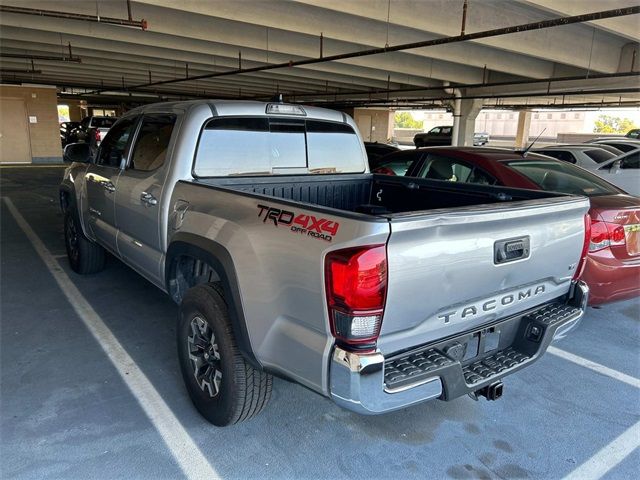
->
<box><xmin>441</xmin><ymin>127</ymin><xmax>452</xmax><ymax>135</ymax></box>
<box><xmin>429</xmin><ymin>127</ymin><xmax>441</xmax><ymax>134</ymax></box>
<box><xmin>620</xmin><ymin>152</ymin><xmax>639</xmax><ymax>169</ymax></box>
<box><xmin>542</xmin><ymin>150</ymin><xmax>576</xmax><ymax>164</ymax></box>
<box><xmin>129</xmin><ymin>115</ymin><xmax>177</xmax><ymax>172</ymax></box>
<box><xmin>95</xmin><ymin>118</ymin><xmax>137</xmax><ymax>168</ymax></box>
<box><xmin>418</xmin><ymin>154</ymin><xmax>495</xmax><ymax>184</ymax></box>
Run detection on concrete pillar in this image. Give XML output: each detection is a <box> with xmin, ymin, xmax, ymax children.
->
<box><xmin>515</xmin><ymin>110</ymin><xmax>532</xmax><ymax>149</ymax></box>
<box><xmin>452</xmin><ymin>98</ymin><xmax>483</xmax><ymax>146</ymax></box>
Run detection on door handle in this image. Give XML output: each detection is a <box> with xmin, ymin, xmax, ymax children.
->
<box><xmin>102</xmin><ymin>181</ymin><xmax>115</xmax><ymax>193</ymax></box>
<box><xmin>140</xmin><ymin>191</ymin><xmax>158</xmax><ymax>206</ymax></box>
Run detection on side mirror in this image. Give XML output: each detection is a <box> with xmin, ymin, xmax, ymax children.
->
<box><xmin>63</xmin><ymin>143</ymin><xmax>92</xmax><ymax>163</ymax></box>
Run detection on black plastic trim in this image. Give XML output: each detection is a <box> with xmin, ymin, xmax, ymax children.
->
<box><xmin>166</xmin><ymin>234</ymin><xmax>260</xmax><ymax>368</ymax></box>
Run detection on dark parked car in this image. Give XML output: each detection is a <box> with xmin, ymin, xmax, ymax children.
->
<box><xmin>375</xmin><ymin>147</ymin><xmax>640</xmax><ymax>306</ymax></box>
<box><xmin>59</xmin><ymin>121</ymin><xmax>80</xmax><ymax>147</ymax></box>
<box><xmin>625</xmin><ymin>128</ymin><xmax>640</xmax><ymax>139</ymax></box>
<box><xmin>413</xmin><ymin>126</ymin><xmax>489</xmax><ymax>147</ymax></box>
<box><xmin>72</xmin><ymin>116</ymin><xmax>119</xmax><ymax>153</ymax></box>
<box><xmin>363</xmin><ymin>142</ymin><xmax>400</xmax><ymax>170</ymax></box>
<box><xmin>585</xmin><ymin>138</ymin><xmax>640</xmax><ymax>153</ymax></box>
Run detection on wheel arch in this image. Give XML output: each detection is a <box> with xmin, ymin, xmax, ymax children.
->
<box><xmin>166</xmin><ymin>233</ymin><xmax>260</xmax><ymax>368</ymax></box>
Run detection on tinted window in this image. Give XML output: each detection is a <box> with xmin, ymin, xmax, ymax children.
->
<box><xmin>129</xmin><ymin>115</ymin><xmax>176</xmax><ymax>172</ymax></box>
<box><xmin>417</xmin><ymin>154</ymin><xmax>495</xmax><ymax>185</ymax></box>
<box><xmin>96</xmin><ymin>118</ymin><xmax>137</xmax><ymax>168</ymax></box>
<box><xmin>195</xmin><ymin>117</ymin><xmax>364</xmax><ymax>176</ymax></box>
<box><xmin>583</xmin><ymin>149</ymin><xmax>615</xmax><ymax>164</ymax></box>
<box><xmin>505</xmin><ymin>160</ymin><xmax>620</xmax><ymax>196</ymax></box>
<box><xmin>373</xmin><ymin>153</ymin><xmax>419</xmax><ymax>176</ymax></box>
<box><xmin>429</xmin><ymin>127</ymin><xmax>441</xmax><ymax>134</ymax></box>
<box><xmin>621</xmin><ymin>152</ymin><xmax>639</xmax><ymax>169</ymax></box>
<box><xmin>440</xmin><ymin>127</ymin><xmax>452</xmax><ymax>135</ymax></box>
<box><xmin>538</xmin><ymin>150</ymin><xmax>576</xmax><ymax>164</ymax></box>
<box><xmin>601</xmin><ymin>142</ymin><xmax>637</xmax><ymax>153</ymax></box>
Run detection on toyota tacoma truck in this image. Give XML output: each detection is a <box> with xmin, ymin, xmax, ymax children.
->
<box><xmin>60</xmin><ymin>100</ymin><xmax>590</xmax><ymax>426</ymax></box>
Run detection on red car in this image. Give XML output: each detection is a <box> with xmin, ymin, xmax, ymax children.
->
<box><xmin>376</xmin><ymin>147</ymin><xmax>640</xmax><ymax>305</ymax></box>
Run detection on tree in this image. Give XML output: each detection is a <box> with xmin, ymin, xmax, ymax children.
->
<box><xmin>394</xmin><ymin>111</ymin><xmax>423</xmax><ymax>129</ymax></box>
<box><xmin>593</xmin><ymin>115</ymin><xmax>638</xmax><ymax>134</ymax></box>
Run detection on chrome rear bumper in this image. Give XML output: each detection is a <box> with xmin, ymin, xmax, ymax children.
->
<box><xmin>329</xmin><ymin>281</ymin><xmax>588</xmax><ymax>415</ymax></box>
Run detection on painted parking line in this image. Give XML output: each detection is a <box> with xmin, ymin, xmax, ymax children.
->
<box><xmin>564</xmin><ymin>421</ymin><xmax>640</xmax><ymax>480</ymax></box>
<box><xmin>3</xmin><ymin>197</ymin><xmax>219</xmax><ymax>480</ymax></box>
<box><xmin>548</xmin><ymin>346</ymin><xmax>640</xmax><ymax>389</ymax></box>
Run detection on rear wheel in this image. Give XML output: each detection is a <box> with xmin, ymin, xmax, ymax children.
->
<box><xmin>64</xmin><ymin>209</ymin><xmax>105</xmax><ymax>274</ymax></box>
<box><xmin>178</xmin><ymin>283</ymin><xmax>272</xmax><ymax>426</ymax></box>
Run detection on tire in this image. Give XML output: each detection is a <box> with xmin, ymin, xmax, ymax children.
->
<box><xmin>178</xmin><ymin>283</ymin><xmax>272</xmax><ymax>426</ymax></box>
<box><xmin>64</xmin><ymin>209</ymin><xmax>105</xmax><ymax>274</ymax></box>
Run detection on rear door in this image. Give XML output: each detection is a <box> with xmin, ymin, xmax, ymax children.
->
<box><xmin>115</xmin><ymin>113</ymin><xmax>177</xmax><ymax>285</ymax></box>
<box><xmin>378</xmin><ymin>193</ymin><xmax>589</xmax><ymax>354</ymax></box>
<box><xmin>85</xmin><ymin>117</ymin><xmax>138</xmax><ymax>253</ymax></box>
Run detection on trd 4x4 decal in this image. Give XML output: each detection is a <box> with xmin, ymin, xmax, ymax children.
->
<box><xmin>257</xmin><ymin>204</ymin><xmax>340</xmax><ymax>242</ymax></box>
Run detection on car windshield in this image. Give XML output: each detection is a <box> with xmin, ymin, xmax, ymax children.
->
<box><xmin>583</xmin><ymin>149</ymin><xmax>616</xmax><ymax>163</ymax></box>
<box><xmin>504</xmin><ymin>160</ymin><xmax>620</xmax><ymax>196</ymax></box>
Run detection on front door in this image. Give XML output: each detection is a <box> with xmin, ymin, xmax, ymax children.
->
<box><xmin>85</xmin><ymin>117</ymin><xmax>138</xmax><ymax>253</ymax></box>
<box><xmin>116</xmin><ymin>114</ymin><xmax>177</xmax><ymax>285</ymax></box>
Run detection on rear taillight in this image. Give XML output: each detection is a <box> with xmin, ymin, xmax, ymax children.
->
<box><xmin>94</xmin><ymin>130</ymin><xmax>101</xmax><ymax>141</ymax></box>
<box><xmin>589</xmin><ymin>217</ymin><xmax>626</xmax><ymax>253</ymax></box>
<box><xmin>325</xmin><ymin>245</ymin><xmax>387</xmax><ymax>350</ymax></box>
<box><xmin>573</xmin><ymin>214</ymin><xmax>592</xmax><ymax>281</ymax></box>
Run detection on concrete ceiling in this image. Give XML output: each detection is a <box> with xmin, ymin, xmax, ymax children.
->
<box><xmin>0</xmin><ymin>0</ymin><xmax>638</xmax><ymax>109</ymax></box>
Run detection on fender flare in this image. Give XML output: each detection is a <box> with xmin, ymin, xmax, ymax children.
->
<box><xmin>166</xmin><ymin>233</ymin><xmax>260</xmax><ymax>368</ymax></box>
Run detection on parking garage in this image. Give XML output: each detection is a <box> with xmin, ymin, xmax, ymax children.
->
<box><xmin>1</xmin><ymin>2</ymin><xmax>639</xmax><ymax>479</ymax></box>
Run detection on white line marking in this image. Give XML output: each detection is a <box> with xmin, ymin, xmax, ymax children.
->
<box><xmin>548</xmin><ymin>346</ymin><xmax>640</xmax><ymax>389</ymax></box>
<box><xmin>564</xmin><ymin>421</ymin><xmax>640</xmax><ymax>480</ymax></box>
<box><xmin>3</xmin><ymin>197</ymin><xmax>219</xmax><ymax>480</ymax></box>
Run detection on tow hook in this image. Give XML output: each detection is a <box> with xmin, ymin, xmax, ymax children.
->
<box><xmin>474</xmin><ymin>381</ymin><xmax>504</xmax><ymax>401</ymax></box>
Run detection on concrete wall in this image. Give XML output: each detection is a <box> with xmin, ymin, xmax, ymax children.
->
<box><xmin>353</xmin><ymin>108</ymin><xmax>394</xmax><ymax>143</ymax></box>
<box><xmin>0</xmin><ymin>84</ymin><xmax>62</xmax><ymax>163</ymax></box>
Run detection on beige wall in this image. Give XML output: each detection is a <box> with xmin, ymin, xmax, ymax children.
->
<box><xmin>0</xmin><ymin>84</ymin><xmax>62</xmax><ymax>163</ymax></box>
<box><xmin>353</xmin><ymin>108</ymin><xmax>394</xmax><ymax>143</ymax></box>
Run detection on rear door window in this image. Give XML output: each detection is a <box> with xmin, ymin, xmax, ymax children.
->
<box><xmin>194</xmin><ymin>117</ymin><xmax>364</xmax><ymax>176</ymax></box>
<box><xmin>584</xmin><ymin>149</ymin><xmax>615</xmax><ymax>164</ymax></box>
<box><xmin>128</xmin><ymin>114</ymin><xmax>177</xmax><ymax>172</ymax></box>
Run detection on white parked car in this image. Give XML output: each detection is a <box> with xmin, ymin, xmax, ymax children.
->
<box><xmin>589</xmin><ymin>149</ymin><xmax>640</xmax><ymax>195</ymax></box>
<box><xmin>532</xmin><ymin>145</ymin><xmax>618</xmax><ymax>169</ymax></box>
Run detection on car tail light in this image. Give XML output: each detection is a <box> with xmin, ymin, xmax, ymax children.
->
<box><xmin>94</xmin><ymin>130</ymin><xmax>101</xmax><ymax>142</ymax></box>
<box><xmin>589</xmin><ymin>216</ymin><xmax>626</xmax><ymax>253</ymax></box>
<box><xmin>325</xmin><ymin>245</ymin><xmax>387</xmax><ymax>350</ymax></box>
<box><xmin>573</xmin><ymin>214</ymin><xmax>592</xmax><ymax>280</ymax></box>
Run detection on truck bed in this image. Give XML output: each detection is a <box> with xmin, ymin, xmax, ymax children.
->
<box><xmin>197</xmin><ymin>173</ymin><xmax>560</xmax><ymax>217</ymax></box>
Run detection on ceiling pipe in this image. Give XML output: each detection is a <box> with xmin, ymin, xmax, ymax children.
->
<box><xmin>271</xmin><ymin>72</ymin><xmax>640</xmax><ymax>100</ymax></box>
<box><xmin>0</xmin><ymin>52</ymin><xmax>81</xmax><ymax>63</ymax></box>
<box><xmin>83</xmin><ymin>5</ymin><xmax>639</xmax><ymax>95</ymax></box>
<box><xmin>0</xmin><ymin>5</ymin><xmax>147</xmax><ymax>30</ymax></box>
<box><xmin>0</xmin><ymin>68</ymin><xmax>42</xmax><ymax>74</ymax></box>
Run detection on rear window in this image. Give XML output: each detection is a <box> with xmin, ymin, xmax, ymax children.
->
<box><xmin>91</xmin><ymin>117</ymin><xmax>118</xmax><ymax>128</ymax></box>
<box><xmin>194</xmin><ymin>117</ymin><xmax>365</xmax><ymax>176</ymax></box>
<box><xmin>600</xmin><ymin>142</ymin><xmax>637</xmax><ymax>153</ymax></box>
<box><xmin>504</xmin><ymin>160</ymin><xmax>621</xmax><ymax>196</ymax></box>
<box><xmin>584</xmin><ymin>149</ymin><xmax>615</xmax><ymax>164</ymax></box>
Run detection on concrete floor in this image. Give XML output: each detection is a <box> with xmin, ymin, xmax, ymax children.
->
<box><xmin>1</xmin><ymin>166</ymin><xmax>639</xmax><ymax>480</ymax></box>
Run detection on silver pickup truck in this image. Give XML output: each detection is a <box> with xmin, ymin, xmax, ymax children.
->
<box><xmin>60</xmin><ymin>100</ymin><xmax>591</xmax><ymax>426</ymax></box>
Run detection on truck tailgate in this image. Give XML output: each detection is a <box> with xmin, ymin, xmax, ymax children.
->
<box><xmin>378</xmin><ymin>196</ymin><xmax>589</xmax><ymax>354</ymax></box>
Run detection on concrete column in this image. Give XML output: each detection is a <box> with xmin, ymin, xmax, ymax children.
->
<box><xmin>515</xmin><ymin>110</ymin><xmax>532</xmax><ymax>149</ymax></box>
<box><xmin>452</xmin><ymin>98</ymin><xmax>483</xmax><ymax>146</ymax></box>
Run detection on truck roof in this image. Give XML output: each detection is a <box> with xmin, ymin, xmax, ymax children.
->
<box><xmin>123</xmin><ymin>99</ymin><xmax>348</xmax><ymax>124</ymax></box>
